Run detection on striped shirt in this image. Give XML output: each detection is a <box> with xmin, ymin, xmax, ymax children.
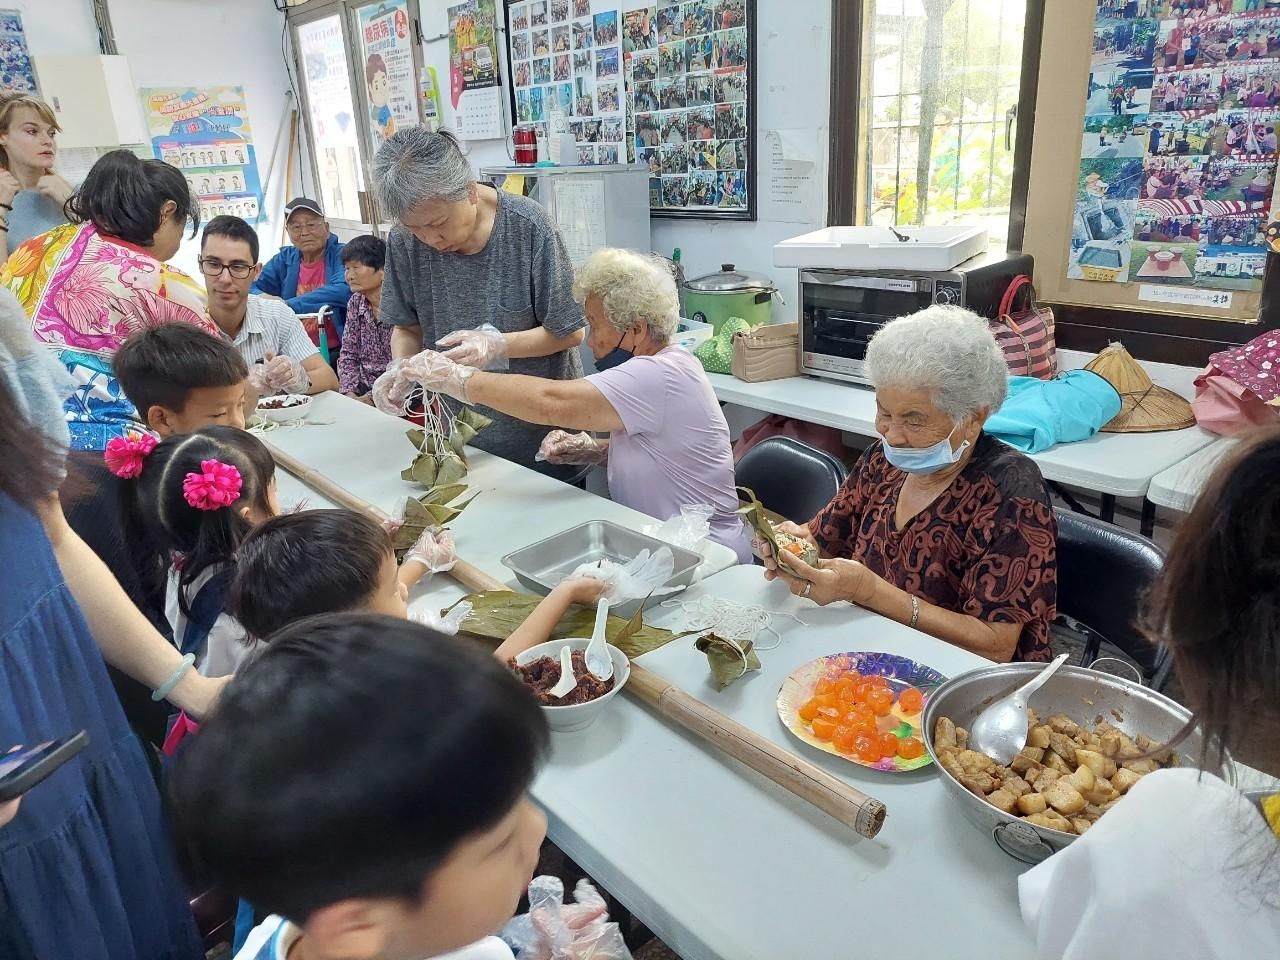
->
<box><xmin>223</xmin><ymin>295</ymin><xmax>319</xmax><ymax>367</ymax></box>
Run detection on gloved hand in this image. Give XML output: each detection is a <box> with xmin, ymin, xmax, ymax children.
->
<box><xmin>536</xmin><ymin>430</ymin><xmax>609</xmax><ymax>465</ymax></box>
<box><xmin>371</xmin><ymin>360</ymin><xmax>418</xmax><ymax>416</ymax></box>
<box><xmin>437</xmin><ymin>324</ymin><xmax>509</xmax><ymax>370</ymax></box>
<box><xmin>249</xmin><ymin>352</ymin><xmax>308</xmax><ymax>394</ymax></box>
<box><xmin>412</xmin><ymin>600</ymin><xmax>473</xmax><ymax>636</ymax></box>
<box><xmin>399</xmin><ymin>349</ymin><xmax>475</xmax><ymax>402</ymax></box>
<box><xmin>403</xmin><ymin>526</ymin><xmax>457</xmax><ymax>574</ymax></box>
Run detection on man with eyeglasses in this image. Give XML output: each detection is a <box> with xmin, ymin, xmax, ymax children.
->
<box><xmin>251</xmin><ymin>197</ymin><xmax>352</xmax><ymax>338</ymax></box>
<box><xmin>200</xmin><ymin>215</ymin><xmax>339</xmax><ymax>395</ymax></box>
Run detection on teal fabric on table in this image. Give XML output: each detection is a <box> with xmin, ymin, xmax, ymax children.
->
<box><xmin>984</xmin><ymin>369</ymin><xmax>1122</xmax><ymax>454</ymax></box>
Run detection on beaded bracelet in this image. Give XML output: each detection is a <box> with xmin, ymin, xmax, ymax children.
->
<box><xmin>151</xmin><ymin>653</ymin><xmax>196</xmax><ymax>702</ymax></box>
<box><xmin>0</xmin><ymin>202</ymin><xmax>12</xmax><ymax>211</ymax></box>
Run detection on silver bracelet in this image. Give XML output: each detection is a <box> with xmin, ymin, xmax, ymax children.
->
<box><xmin>908</xmin><ymin>594</ymin><xmax>920</xmax><ymax>629</ymax></box>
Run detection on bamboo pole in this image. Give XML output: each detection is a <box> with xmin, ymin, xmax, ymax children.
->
<box><xmin>265</xmin><ymin>445</ymin><xmax>888</xmax><ymax>839</ymax></box>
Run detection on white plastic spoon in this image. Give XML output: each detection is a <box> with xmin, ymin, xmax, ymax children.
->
<box><xmin>548</xmin><ymin>645</ymin><xmax>579</xmax><ymax>699</ymax></box>
<box><xmin>585</xmin><ymin>597</ymin><xmax>614</xmax><ymax>681</ymax></box>
<box><xmin>968</xmin><ymin>654</ymin><xmax>1070</xmax><ymax>765</ymax></box>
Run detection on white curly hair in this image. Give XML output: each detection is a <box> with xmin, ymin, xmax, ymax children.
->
<box><xmin>865</xmin><ymin>305</ymin><xmax>1009</xmax><ymax>420</ymax></box>
<box><xmin>573</xmin><ymin>248</ymin><xmax>680</xmax><ymax>342</ymax></box>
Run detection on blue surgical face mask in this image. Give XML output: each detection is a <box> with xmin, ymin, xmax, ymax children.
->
<box><xmin>879</xmin><ymin>423</ymin><xmax>970</xmax><ymax>476</ymax></box>
<box><xmin>594</xmin><ymin>328</ymin><xmax>634</xmax><ymax>372</ymax></box>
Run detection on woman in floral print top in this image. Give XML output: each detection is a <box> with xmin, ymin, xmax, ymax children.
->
<box><xmin>337</xmin><ymin>235</ymin><xmax>393</xmax><ymax>400</ymax></box>
<box><xmin>760</xmin><ymin>307</ymin><xmax>1057</xmax><ymax>663</ymax></box>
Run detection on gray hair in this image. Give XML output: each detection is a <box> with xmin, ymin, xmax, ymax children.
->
<box><xmin>573</xmin><ymin>248</ymin><xmax>680</xmax><ymax>342</ymax></box>
<box><xmin>371</xmin><ymin>127</ymin><xmax>473</xmax><ymax>219</ymax></box>
<box><xmin>865</xmin><ymin>305</ymin><xmax>1008</xmax><ymax>420</ymax></box>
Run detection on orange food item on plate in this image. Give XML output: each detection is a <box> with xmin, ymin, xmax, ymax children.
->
<box><xmin>877</xmin><ymin>731</ymin><xmax>900</xmax><ymax>760</ymax></box>
<box><xmin>851</xmin><ymin>730</ymin><xmax>881</xmax><ymax>763</ymax></box>
<box><xmin>811</xmin><ymin>716</ymin><xmax>836</xmax><ymax>741</ymax></box>
<box><xmin>832</xmin><ymin>724</ymin><xmax>858</xmax><ymax>753</ymax></box>
<box><xmin>897</xmin><ymin>686</ymin><xmax>924</xmax><ymax>714</ymax></box>
<box><xmin>814</xmin><ymin>678</ymin><xmax>834</xmax><ymax>696</ymax></box>
<box><xmin>897</xmin><ymin>736</ymin><xmax>925</xmax><ymax>760</ymax></box>
<box><xmin>867</xmin><ymin>686</ymin><xmax>894</xmax><ymax>717</ymax></box>
<box><xmin>798</xmin><ymin>698</ymin><xmax>820</xmax><ymax>721</ymax></box>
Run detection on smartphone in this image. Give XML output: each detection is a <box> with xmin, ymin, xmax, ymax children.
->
<box><xmin>0</xmin><ymin>732</ymin><xmax>89</xmax><ymax>802</ymax></box>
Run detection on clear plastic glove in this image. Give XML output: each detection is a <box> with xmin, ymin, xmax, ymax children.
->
<box><xmin>403</xmin><ymin>526</ymin><xmax>457</xmax><ymax>574</ymax></box>
<box><xmin>249</xmin><ymin>352</ymin><xmax>308</xmax><ymax>394</ymax></box>
<box><xmin>535</xmin><ymin>430</ymin><xmax>608</xmax><ymax>466</ymax></box>
<box><xmin>371</xmin><ymin>360</ymin><xmax>417</xmax><ymax>416</ymax></box>
<box><xmin>575</xmin><ymin>547</ymin><xmax>676</xmax><ymax>602</ymax></box>
<box><xmin>438</xmin><ymin>324</ymin><xmax>510</xmax><ymax>371</ymax></box>
<box><xmin>412</xmin><ymin>600</ymin><xmax>472</xmax><ymax>636</ymax></box>
<box><xmin>399</xmin><ymin>349</ymin><xmax>475</xmax><ymax>402</ymax></box>
<box><xmin>501</xmin><ymin>876</ymin><xmax>633</xmax><ymax>960</ymax></box>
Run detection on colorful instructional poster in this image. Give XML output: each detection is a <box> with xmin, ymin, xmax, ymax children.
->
<box><xmin>141</xmin><ymin>87</ymin><xmax>263</xmax><ymax>225</ymax></box>
<box><xmin>1072</xmin><ymin>0</ymin><xmax>1280</xmax><ymax>291</ymax></box>
<box><xmin>359</xmin><ymin>0</ymin><xmax>420</xmax><ymax>148</ymax></box>
<box><xmin>449</xmin><ymin>0</ymin><xmax>503</xmax><ymax>140</ymax></box>
<box><xmin>0</xmin><ymin>10</ymin><xmax>36</xmax><ymax>94</ymax></box>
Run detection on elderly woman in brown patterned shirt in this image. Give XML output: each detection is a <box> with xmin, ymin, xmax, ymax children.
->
<box><xmin>761</xmin><ymin>306</ymin><xmax>1058</xmax><ymax>663</ymax></box>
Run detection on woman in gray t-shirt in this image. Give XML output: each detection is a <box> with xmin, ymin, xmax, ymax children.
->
<box><xmin>371</xmin><ymin>128</ymin><xmax>585</xmax><ymax>476</ymax></box>
<box><xmin>0</xmin><ymin>94</ymin><xmax>73</xmax><ymax>256</ymax></box>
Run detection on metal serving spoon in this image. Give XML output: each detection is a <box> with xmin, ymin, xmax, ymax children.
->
<box><xmin>585</xmin><ymin>597</ymin><xmax>614</xmax><ymax>681</ymax></box>
<box><xmin>549</xmin><ymin>646</ymin><xmax>579</xmax><ymax>699</ymax></box>
<box><xmin>968</xmin><ymin>654</ymin><xmax>1070</xmax><ymax>765</ymax></box>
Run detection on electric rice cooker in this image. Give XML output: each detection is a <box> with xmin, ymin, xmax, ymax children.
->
<box><xmin>683</xmin><ymin>263</ymin><xmax>780</xmax><ymax>333</ymax></box>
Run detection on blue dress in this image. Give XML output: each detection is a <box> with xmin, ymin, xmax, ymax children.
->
<box><xmin>0</xmin><ymin>491</ymin><xmax>203</xmax><ymax>960</ymax></box>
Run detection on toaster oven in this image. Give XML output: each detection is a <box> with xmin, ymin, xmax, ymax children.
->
<box><xmin>798</xmin><ymin>252</ymin><xmax>1033</xmax><ymax>385</ymax></box>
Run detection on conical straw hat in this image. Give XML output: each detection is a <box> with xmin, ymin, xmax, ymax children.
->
<box><xmin>1085</xmin><ymin>343</ymin><xmax>1196</xmax><ymax>433</ymax></box>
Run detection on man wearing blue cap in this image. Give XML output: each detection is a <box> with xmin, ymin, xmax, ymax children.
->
<box><xmin>252</xmin><ymin>197</ymin><xmax>352</xmax><ymax>338</ymax></box>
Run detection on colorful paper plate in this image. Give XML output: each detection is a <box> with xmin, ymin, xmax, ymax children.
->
<box><xmin>777</xmin><ymin>652</ymin><xmax>947</xmax><ymax>772</ymax></box>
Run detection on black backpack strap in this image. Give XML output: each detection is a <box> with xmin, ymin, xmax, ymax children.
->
<box><xmin>179</xmin><ymin>568</ymin><xmax>234</xmax><ymax>660</ymax></box>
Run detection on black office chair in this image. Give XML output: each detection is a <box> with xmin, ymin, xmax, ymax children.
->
<box><xmin>1053</xmin><ymin>508</ymin><xmax>1172</xmax><ymax>689</ymax></box>
<box><xmin>735</xmin><ymin>437</ymin><xmax>848</xmax><ymax>524</ymax></box>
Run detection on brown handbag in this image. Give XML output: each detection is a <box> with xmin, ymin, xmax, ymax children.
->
<box><xmin>731</xmin><ymin>322</ymin><xmax>800</xmax><ymax>382</ymax></box>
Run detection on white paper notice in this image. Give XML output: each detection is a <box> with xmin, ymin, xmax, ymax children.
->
<box><xmin>57</xmin><ymin>147</ymin><xmax>101</xmax><ymax>186</ymax></box>
<box><xmin>762</xmin><ymin>128</ymin><xmax>818</xmax><ymax>224</ymax></box>
<box><xmin>552</xmin><ymin>176</ymin><xmax>607</xmax><ymax>266</ymax></box>
<box><xmin>455</xmin><ymin>86</ymin><xmax>503</xmax><ymax>141</ymax></box>
<box><xmin>1137</xmin><ymin>284</ymin><xmax>1234</xmax><ymax>310</ymax></box>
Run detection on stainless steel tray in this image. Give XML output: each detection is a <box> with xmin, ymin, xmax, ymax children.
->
<box><xmin>500</xmin><ymin>520</ymin><xmax>704</xmax><ymax>618</ymax></box>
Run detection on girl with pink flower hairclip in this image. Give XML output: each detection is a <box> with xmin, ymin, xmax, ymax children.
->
<box><xmin>109</xmin><ymin>424</ymin><xmax>279</xmax><ymax>680</ymax></box>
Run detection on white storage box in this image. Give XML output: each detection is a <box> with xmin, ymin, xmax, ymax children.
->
<box><xmin>773</xmin><ymin>225</ymin><xmax>989</xmax><ymax>272</ymax></box>
<box><xmin>673</xmin><ymin>316</ymin><xmax>713</xmax><ymax>351</ymax></box>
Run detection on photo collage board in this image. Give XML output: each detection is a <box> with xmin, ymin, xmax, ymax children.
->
<box><xmin>506</xmin><ymin>0</ymin><xmax>754</xmax><ymax>218</ymax></box>
<box><xmin>1072</xmin><ymin>0</ymin><xmax>1280</xmax><ymax>293</ymax></box>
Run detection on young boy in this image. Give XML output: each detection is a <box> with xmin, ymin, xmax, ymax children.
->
<box><xmin>168</xmin><ymin>614</ymin><xmax>549</xmax><ymax>960</ymax></box>
<box><xmin>113</xmin><ymin>323</ymin><xmax>252</xmax><ymax>436</ymax></box>
<box><xmin>229</xmin><ymin>509</ymin><xmax>606</xmax><ymax>660</ymax></box>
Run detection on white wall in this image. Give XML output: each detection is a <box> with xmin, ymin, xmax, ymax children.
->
<box><xmin>13</xmin><ymin>0</ymin><xmax>295</xmax><ymax>275</ymax></box>
<box><xmin>416</xmin><ymin>0</ymin><xmax>831</xmax><ymax>317</ymax></box>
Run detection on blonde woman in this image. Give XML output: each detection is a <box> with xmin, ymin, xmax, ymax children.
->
<box><xmin>380</xmin><ymin>247</ymin><xmax>752</xmax><ymax>561</ymax></box>
<box><xmin>0</xmin><ymin>93</ymin><xmax>73</xmax><ymax>256</ymax></box>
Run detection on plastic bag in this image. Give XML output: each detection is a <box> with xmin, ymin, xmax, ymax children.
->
<box><xmin>502</xmin><ymin>876</ymin><xmax>633</xmax><ymax>960</ymax></box>
<box><xmin>412</xmin><ymin>600</ymin><xmax>472</xmax><ymax>636</ymax></box>
<box><xmin>645</xmin><ymin>503</ymin><xmax>713</xmax><ymax>551</ymax></box>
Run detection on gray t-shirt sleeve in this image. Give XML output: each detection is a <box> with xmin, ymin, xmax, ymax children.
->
<box><xmin>531</xmin><ymin>222</ymin><xmax>585</xmax><ymax>339</ymax></box>
<box><xmin>380</xmin><ymin>229</ymin><xmax>424</xmax><ymax>330</ymax></box>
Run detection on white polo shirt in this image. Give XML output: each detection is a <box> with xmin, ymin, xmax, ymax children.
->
<box><xmin>224</xmin><ymin>295</ymin><xmax>319</xmax><ymax>367</ymax></box>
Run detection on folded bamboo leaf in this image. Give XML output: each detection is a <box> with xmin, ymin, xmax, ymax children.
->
<box><xmin>406</xmin><ymin>428</ymin><xmax>427</xmax><ymax>450</ymax></box>
<box><xmin>434</xmin><ymin>454</ymin><xmax>468</xmax><ymax>485</ymax></box>
<box><xmin>736</xmin><ymin>486</ymin><xmax>817</xmax><ymax>568</ymax></box>
<box><xmin>457</xmin><ymin>406</ymin><xmax>493</xmax><ymax>431</ymax></box>
<box><xmin>695</xmin><ymin>633</ymin><xmax>761</xmax><ymax>690</ymax></box>
<box><xmin>446</xmin><ymin>590</ymin><xmax>683</xmax><ymax>659</ymax></box>
<box><xmin>448</xmin><ymin>427</ymin><xmax>467</xmax><ymax>458</ymax></box>
<box><xmin>403</xmin><ymin>454</ymin><xmax>440</xmax><ymax>486</ymax></box>
<box><xmin>419</xmin><ymin>483</ymin><xmax>468</xmax><ymax>507</ymax></box>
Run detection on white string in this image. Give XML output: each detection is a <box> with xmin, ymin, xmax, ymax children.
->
<box><xmin>659</xmin><ymin>595</ymin><xmax>806</xmax><ymax>651</ymax></box>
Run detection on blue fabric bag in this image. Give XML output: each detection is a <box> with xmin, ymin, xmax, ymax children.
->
<box><xmin>984</xmin><ymin>369</ymin><xmax>1122</xmax><ymax>454</ymax></box>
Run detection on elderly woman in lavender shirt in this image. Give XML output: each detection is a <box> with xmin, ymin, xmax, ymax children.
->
<box><xmin>400</xmin><ymin>247</ymin><xmax>751</xmax><ymax>561</ymax></box>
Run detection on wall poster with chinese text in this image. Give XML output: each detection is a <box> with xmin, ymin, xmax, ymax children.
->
<box><xmin>358</xmin><ymin>0</ymin><xmax>421</xmax><ymax>149</ymax></box>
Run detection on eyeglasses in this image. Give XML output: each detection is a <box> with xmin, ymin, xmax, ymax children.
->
<box><xmin>199</xmin><ymin>258</ymin><xmax>254</xmax><ymax>279</ymax></box>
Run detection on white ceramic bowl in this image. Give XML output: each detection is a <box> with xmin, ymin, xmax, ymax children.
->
<box><xmin>512</xmin><ymin>638</ymin><xmax>630</xmax><ymax>733</ymax></box>
<box><xmin>256</xmin><ymin>393</ymin><xmax>312</xmax><ymax>423</ymax></box>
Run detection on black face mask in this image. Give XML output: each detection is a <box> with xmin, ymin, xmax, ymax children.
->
<box><xmin>594</xmin><ymin>327</ymin><xmax>634</xmax><ymax>371</ymax></box>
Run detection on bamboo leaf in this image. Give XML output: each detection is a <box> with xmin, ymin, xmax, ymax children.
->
<box><xmin>447</xmin><ymin>590</ymin><xmax>681</xmax><ymax>659</ymax></box>
<box><xmin>419</xmin><ymin>483</ymin><xmax>468</xmax><ymax>506</ymax></box>
<box><xmin>434</xmin><ymin>454</ymin><xmax>468</xmax><ymax>485</ymax></box>
<box><xmin>695</xmin><ymin>633</ymin><xmax>761</xmax><ymax>690</ymax></box>
<box><xmin>406</xmin><ymin>428</ymin><xmax>426</xmax><ymax>450</ymax></box>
